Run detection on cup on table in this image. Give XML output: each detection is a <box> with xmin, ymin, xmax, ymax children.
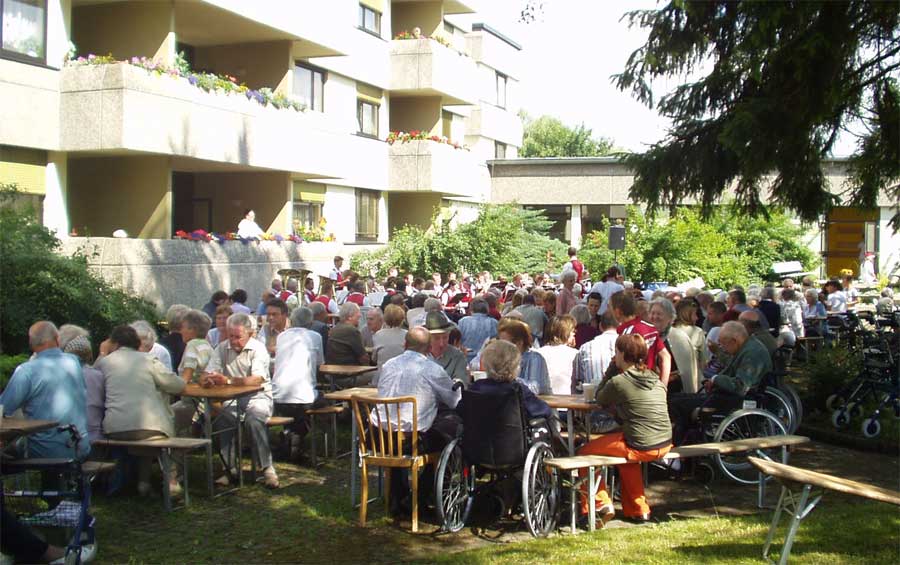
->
<box><xmin>583</xmin><ymin>382</ymin><xmax>598</xmax><ymax>402</ymax></box>
<box><xmin>472</xmin><ymin>370</ymin><xmax>487</xmax><ymax>381</ymax></box>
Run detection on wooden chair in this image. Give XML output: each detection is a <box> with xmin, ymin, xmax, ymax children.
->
<box><xmin>350</xmin><ymin>395</ymin><xmax>439</xmax><ymax>532</ymax></box>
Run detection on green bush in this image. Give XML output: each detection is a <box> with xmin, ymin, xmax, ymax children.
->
<box><xmin>0</xmin><ymin>354</ymin><xmax>29</xmax><ymax>390</ymax></box>
<box><xmin>351</xmin><ymin>204</ymin><xmax>569</xmax><ymax>278</ymax></box>
<box><xmin>0</xmin><ymin>184</ymin><xmax>160</xmax><ymax>355</ymax></box>
<box><xmin>805</xmin><ymin>347</ymin><xmax>863</xmax><ymax>410</ymax></box>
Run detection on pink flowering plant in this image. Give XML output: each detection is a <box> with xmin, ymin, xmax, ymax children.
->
<box><xmin>386</xmin><ymin>130</ymin><xmax>469</xmax><ymax>151</ymax></box>
<box><xmin>67</xmin><ymin>52</ymin><xmax>306</xmax><ymax>112</ymax></box>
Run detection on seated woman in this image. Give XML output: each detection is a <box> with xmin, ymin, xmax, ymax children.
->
<box><xmin>95</xmin><ymin>325</ymin><xmax>186</xmax><ymax>497</ymax></box>
<box><xmin>577</xmin><ymin>334</ymin><xmax>672</xmax><ymax>526</ymax></box>
<box><xmin>464</xmin><ymin>340</ymin><xmax>552</xmax><ymax>422</ymax></box>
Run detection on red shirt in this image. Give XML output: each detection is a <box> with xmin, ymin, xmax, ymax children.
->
<box><xmin>346</xmin><ymin>293</ymin><xmax>366</xmax><ymax>306</ymax></box>
<box><xmin>570</xmin><ymin>259</ymin><xmax>584</xmax><ymax>280</ymax></box>
<box><xmin>314</xmin><ymin>295</ymin><xmax>332</xmax><ymax>308</ymax></box>
<box><xmin>278</xmin><ymin>290</ymin><xmax>293</xmax><ymax>302</ymax></box>
<box><xmin>617</xmin><ymin>317</ymin><xmax>664</xmax><ymax>370</ymax></box>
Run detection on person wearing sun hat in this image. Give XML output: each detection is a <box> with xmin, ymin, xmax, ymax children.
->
<box><xmin>424</xmin><ymin>311</ymin><xmax>469</xmax><ymax>384</ymax></box>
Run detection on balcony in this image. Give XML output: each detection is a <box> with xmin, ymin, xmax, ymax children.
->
<box><xmin>389</xmin><ymin>38</ymin><xmax>479</xmax><ymax>105</ymax></box>
<box><xmin>467</xmin><ymin>24</ymin><xmax>522</xmax><ymax>78</ymax></box>
<box><xmin>467</xmin><ymin>104</ymin><xmax>523</xmax><ymax>146</ymax></box>
<box><xmin>59</xmin><ymin>63</ymin><xmax>349</xmax><ymax>178</ymax></box>
<box><xmin>389</xmin><ymin>140</ymin><xmax>481</xmax><ymax>197</ymax></box>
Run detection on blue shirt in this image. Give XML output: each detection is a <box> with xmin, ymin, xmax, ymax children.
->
<box><xmin>518</xmin><ymin>350</ymin><xmax>552</xmax><ymax>395</ymax></box>
<box><xmin>1</xmin><ymin>348</ymin><xmax>89</xmax><ymax>460</ymax></box>
<box><xmin>458</xmin><ymin>313</ymin><xmax>498</xmax><ymax>362</ymax></box>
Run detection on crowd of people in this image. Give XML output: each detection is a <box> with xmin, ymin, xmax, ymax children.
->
<box><xmin>0</xmin><ymin>246</ymin><xmax>883</xmax><ymax>553</ymax></box>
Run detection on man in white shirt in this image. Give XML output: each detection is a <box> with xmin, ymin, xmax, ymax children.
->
<box><xmin>589</xmin><ymin>266</ymin><xmax>625</xmax><ymax>315</ymax></box>
<box><xmin>573</xmin><ymin>312</ymin><xmax>619</xmax><ymax>390</ymax></box>
<box><xmin>272</xmin><ymin>307</ymin><xmax>324</xmax><ymax>460</ymax></box>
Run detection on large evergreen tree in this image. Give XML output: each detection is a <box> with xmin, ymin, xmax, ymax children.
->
<box><xmin>613</xmin><ymin>1</ymin><xmax>899</xmax><ymax>225</ymax></box>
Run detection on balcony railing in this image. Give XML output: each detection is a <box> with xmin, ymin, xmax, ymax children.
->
<box><xmin>389</xmin><ymin>38</ymin><xmax>479</xmax><ymax>105</ymax></box>
<box><xmin>388</xmin><ymin>139</ymin><xmax>481</xmax><ymax>197</ymax></box>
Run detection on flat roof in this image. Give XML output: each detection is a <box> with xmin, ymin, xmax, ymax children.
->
<box><xmin>472</xmin><ymin>23</ymin><xmax>522</xmax><ymax>50</ymax></box>
<box><xmin>488</xmin><ymin>156</ymin><xmax>852</xmax><ymax>166</ymax></box>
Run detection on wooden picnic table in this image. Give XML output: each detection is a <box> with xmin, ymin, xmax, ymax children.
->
<box><xmin>181</xmin><ymin>383</ymin><xmax>263</xmax><ymax>496</ymax></box>
<box><xmin>539</xmin><ymin>394</ymin><xmax>602</xmax><ymax>456</ymax></box>
<box><xmin>0</xmin><ymin>418</ymin><xmax>58</xmax><ymax>443</ymax></box>
<box><xmin>319</xmin><ymin>364</ymin><xmax>377</xmax><ymax>391</ymax></box>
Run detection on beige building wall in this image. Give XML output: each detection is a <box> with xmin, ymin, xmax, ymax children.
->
<box><xmin>194</xmin><ymin>41</ymin><xmax>292</xmax><ymax>92</ymax></box>
<box><xmin>192</xmin><ymin>171</ymin><xmax>291</xmax><ymax>234</ymax></box>
<box><xmin>68</xmin><ymin>155</ymin><xmax>172</xmax><ymax>239</ymax></box>
<box><xmin>392</xmin><ymin>2</ymin><xmax>443</xmax><ymax>38</ymax></box>
<box><xmin>72</xmin><ymin>1</ymin><xmax>172</xmax><ymax>62</ymax></box>
<box><xmin>389</xmin><ymin>97</ymin><xmax>442</xmax><ymax>135</ymax></box>
<box><xmin>389</xmin><ymin>192</ymin><xmax>442</xmax><ymax>231</ymax></box>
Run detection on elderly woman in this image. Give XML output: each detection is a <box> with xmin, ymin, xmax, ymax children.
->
<box><xmin>779</xmin><ymin>288</ymin><xmax>804</xmax><ymax>347</ymax></box>
<box><xmin>802</xmin><ymin>287</ymin><xmax>827</xmax><ymax>337</ymax></box>
<box><xmin>556</xmin><ymin>270</ymin><xmax>579</xmax><ymax>316</ymax></box>
<box><xmin>59</xmin><ymin>324</ymin><xmax>105</xmax><ymax>443</ymax></box>
<box><xmin>96</xmin><ymin>325</ymin><xmax>186</xmax><ymax>496</ymax></box>
<box><xmin>372</xmin><ymin>304</ymin><xmax>408</xmax><ymax>386</ymax></box>
<box><xmin>207</xmin><ymin>304</ymin><xmax>233</xmax><ymax>346</ymax></box>
<box><xmin>671</xmin><ymin>300</ymin><xmax>707</xmax><ymax>394</ymax></box>
<box><xmin>648</xmin><ymin>298</ymin><xmax>690</xmax><ymax>390</ymax></box>
<box><xmin>463</xmin><ymin>340</ymin><xmax>552</xmax><ymax>421</ymax></box>
<box><xmin>571</xmin><ymin>304</ymin><xmax>600</xmax><ymax>348</ymax></box>
<box><xmin>577</xmin><ymin>334</ymin><xmax>672</xmax><ymax>525</ymax></box>
<box><xmin>159</xmin><ymin>304</ymin><xmax>190</xmax><ymax>369</ymax></box>
<box><xmin>497</xmin><ymin>318</ymin><xmax>552</xmax><ymax>395</ymax></box>
<box><xmin>131</xmin><ymin>320</ymin><xmax>172</xmax><ymax>371</ymax></box>
<box><xmin>538</xmin><ymin>315</ymin><xmax>578</xmax><ymax>394</ymax></box>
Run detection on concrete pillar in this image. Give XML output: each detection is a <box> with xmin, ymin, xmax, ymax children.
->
<box><xmin>378</xmin><ymin>192</ymin><xmax>389</xmax><ymax>244</ymax></box>
<box><xmin>154</xmin><ymin>0</ymin><xmax>177</xmax><ymax>66</ymax></box>
<box><xmin>43</xmin><ymin>152</ymin><xmax>68</xmax><ymax>237</ymax></box>
<box><xmin>570</xmin><ymin>204</ymin><xmax>582</xmax><ymax>248</ymax></box>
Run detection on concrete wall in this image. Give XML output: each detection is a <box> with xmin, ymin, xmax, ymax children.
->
<box><xmin>311</xmin><ymin>2</ymin><xmax>391</xmax><ymax>89</ymax></box>
<box><xmin>388</xmin><ymin>140</ymin><xmax>480</xmax><ymax>197</ymax></box>
<box><xmin>322</xmin><ymin>185</ymin><xmax>358</xmax><ymax>243</ymax></box>
<box><xmin>392</xmin><ymin>2</ymin><xmax>443</xmax><ymax>38</ymax></box>
<box><xmin>67</xmin><ymin>155</ymin><xmax>172</xmax><ymax>239</ymax></box>
<box><xmin>389</xmin><ymin>97</ymin><xmax>442</xmax><ymax>135</ymax></box>
<box><xmin>73</xmin><ymin>1</ymin><xmax>171</xmax><ymax>62</ymax></box>
<box><xmin>193</xmin><ymin>171</ymin><xmax>292</xmax><ymax>234</ymax></box>
<box><xmin>194</xmin><ymin>41</ymin><xmax>292</xmax><ymax>92</ymax></box>
<box><xmin>57</xmin><ymin>237</ymin><xmax>362</xmax><ymax>310</ymax></box>
<box><xmin>466</xmin><ymin>29</ymin><xmax>521</xmax><ymax>79</ymax></box>
<box><xmin>389</xmin><ymin>38</ymin><xmax>479</xmax><ymax>104</ymax></box>
<box><xmin>388</xmin><ymin>192</ymin><xmax>442</xmax><ymax>231</ymax></box>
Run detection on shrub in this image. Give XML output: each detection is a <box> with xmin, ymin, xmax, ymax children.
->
<box><xmin>0</xmin><ymin>354</ymin><xmax>28</xmax><ymax>390</ymax></box>
<box><xmin>0</xmin><ymin>184</ymin><xmax>160</xmax><ymax>355</ymax></box>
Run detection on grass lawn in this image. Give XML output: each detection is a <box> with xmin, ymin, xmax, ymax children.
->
<box><xmin>81</xmin><ymin>454</ymin><xmax>900</xmax><ymax>564</ymax></box>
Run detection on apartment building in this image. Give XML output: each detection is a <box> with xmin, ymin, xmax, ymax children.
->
<box><xmin>1</xmin><ymin>0</ymin><xmax>522</xmax><ymax>245</ymax></box>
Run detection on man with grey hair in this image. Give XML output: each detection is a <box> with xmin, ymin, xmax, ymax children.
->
<box><xmin>556</xmin><ymin>269</ymin><xmax>579</xmax><ymax>316</ymax></box>
<box><xmin>0</xmin><ymin>321</ymin><xmax>89</xmax><ymax>459</ymax></box>
<box><xmin>131</xmin><ymin>320</ymin><xmax>173</xmax><ymax>371</ymax></box>
<box><xmin>669</xmin><ymin>321</ymin><xmax>773</xmax><ymax>443</ymax></box>
<box><xmin>325</xmin><ymin>302</ymin><xmax>369</xmax><ymax>366</ymax></box>
<box><xmin>203</xmin><ymin>313</ymin><xmax>278</xmax><ymax>488</ymax></box>
<box><xmin>757</xmin><ymin>286</ymin><xmax>781</xmax><ymax>336</ymax></box>
<box><xmin>361</xmin><ymin>307</ymin><xmax>383</xmax><ymax>349</ymax></box>
<box><xmin>271</xmin><ymin>306</ymin><xmax>325</xmax><ymax>459</ymax></box>
<box><xmin>160</xmin><ymin>304</ymin><xmax>190</xmax><ymax>370</ymax></box>
<box><xmin>306</xmin><ymin>301</ymin><xmax>330</xmax><ymax>350</ymax></box>
<box><xmin>410</xmin><ymin>297</ymin><xmax>442</xmax><ymax>328</ymax></box>
<box><xmin>738</xmin><ymin>310</ymin><xmax>778</xmax><ymax>358</ymax></box>
<box><xmin>458</xmin><ymin>297</ymin><xmax>498</xmax><ymax>362</ymax></box>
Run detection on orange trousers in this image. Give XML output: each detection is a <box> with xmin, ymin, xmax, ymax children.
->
<box><xmin>577</xmin><ymin>432</ymin><xmax>671</xmax><ymax>517</ymax></box>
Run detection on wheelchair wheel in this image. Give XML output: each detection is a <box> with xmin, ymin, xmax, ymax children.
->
<box><xmin>778</xmin><ymin>383</ymin><xmax>804</xmax><ymax>433</ymax></box>
<box><xmin>434</xmin><ymin>439</ymin><xmax>471</xmax><ymax>533</ymax></box>
<box><xmin>761</xmin><ymin>388</ymin><xmax>796</xmax><ymax>434</ymax></box>
<box><xmin>831</xmin><ymin>408</ymin><xmax>851</xmax><ymax>429</ymax></box>
<box><xmin>825</xmin><ymin>393</ymin><xmax>845</xmax><ymax>411</ymax></box>
<box><xmin>713</xmin><ymin>409</ymin><xmax>787</xmax><ymax>485</ymax></box>
<box><xmin>521</xmin><ymin>441</ymin><xmax>558</xmax><ymax>538</ymax></box>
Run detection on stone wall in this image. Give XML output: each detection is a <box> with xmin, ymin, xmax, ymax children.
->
<box><xmin>58</xmin><ymin>238</ymin><xmax>381</xmax><ymax>311</ymax></box>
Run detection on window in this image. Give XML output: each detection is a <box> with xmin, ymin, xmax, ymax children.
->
<box><xmin>496</xmin><ymin>72</ymin><xmax>507</xmax><ymax>109</ymax></box>
<box><xmin>1</xmin><ymin>0</ymin><xmax>47</xmax><ymax>64</ymax></box>
<box><xmin>495</xmin><ymin>141</ymin><xmax>507</xmax><ymax>159</ymax></box>
<box><xmin>292</xmin><ymin>181</ymin><xmax>325</xmax><ymax>234</ymax></box>
<box><xmin>357</xmin><ymin>100</ymin><xmax>378</xmax><ymax>137</ymax></box>
<box><xmin>356</xmin><ymin>189</ymin><xmax>380</xmax><ymax>242</ymax></box>
<box><xmin>293</xmin><ymin>63</ymin><xmax>325</xmax><ymax>112</ymax></box>
<box><xmin>358</xmin><ymin>4</ymin><xmax>381</xmax><ymax>36</ymax></box>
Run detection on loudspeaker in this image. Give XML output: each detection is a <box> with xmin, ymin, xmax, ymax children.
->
<box><xmin>608</xmin><ymin>225</ymin><xmax>626</xmax><ymax>250</ymax></box>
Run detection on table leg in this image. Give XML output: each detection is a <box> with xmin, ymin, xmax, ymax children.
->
<box><xmin>204</xmin><ymin>398</ymin><xmax>214</xmax><ymax>498</ymax></box>
<box><xmin>350</xmin><ymin>407</ymin><xmax>359</xmax><ymax>506</ymax></box>
<box><xmin>237</xmin><ymin>403</ymin><xmax>244</xmax><ymax>488</ymax></box>
<box><xmin>588</xmin><ymin>465</ymin><xmax>596</xmax><ymax>533</ymax></box>
<box><xmin>570</xmin><ymin>470</ymin><xmax>577</xmax><ymax>534</ymax></box>
<box><xmin>567</xmin><ymin>410</ymin><xmax>575</xmax><ymax>456</ymax></box>
<box><xmin>762</xmin><ymin>486</ymin><xmax>788</xmax><ymax>562</ymax></box>
<box><xmin>779</xmin><ymin>484</ymin><xmax>815</xmax><ymax>565</ymax></box>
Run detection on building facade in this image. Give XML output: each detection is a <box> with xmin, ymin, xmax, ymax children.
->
<box><xmin>1</xmin><ymin>0</ymin><xmax>522</xmax><ymax>245</ymax></box>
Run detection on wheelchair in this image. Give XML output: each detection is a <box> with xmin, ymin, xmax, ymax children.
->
<box><xmin>433</xmin><ymin>386</ymin><xmax>560</xmax><ymax>537</ymax></box>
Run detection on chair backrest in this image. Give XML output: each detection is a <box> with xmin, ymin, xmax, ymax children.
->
<box><xmin>458</xmin><ymin>387</ymin><xmax>528</xmax><ymax>467</ymax></box>
<box><xmin>351</xmin><ymin>395</ymin><xmax>419</xmax><ymax>460</ymax></box>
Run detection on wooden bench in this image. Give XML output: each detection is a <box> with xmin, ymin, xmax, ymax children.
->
<box><xmin>546</xmin><ymin>435</ymin><xmax>811</xmax><ymax>533</ymax></box>
<box><xmin>2</xmin><ymin>458</ymin><xmax>117</xmax><ymax>478</ymax></box>
<box><xmin>749</xmin><ymin>456</ymin><xmax>900</xmax><ymax>565</ymax></box>
<box><xmin>91</xmin><ymin>437</ymin><xmax>210</xmax><ymax>511</ymax></box>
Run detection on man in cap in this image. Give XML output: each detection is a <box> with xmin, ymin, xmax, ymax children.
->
<box><xmin>425</xmin><ymin>311</ymin><xmax>469</xmax><ymax>384</ymax></box>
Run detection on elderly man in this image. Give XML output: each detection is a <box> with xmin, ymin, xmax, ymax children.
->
<box><xmin>258</xmin><ymin>298</ymin><xmax>290</xmax><ymax>359</ymax></box>
<box><xmin>458</xmin><ymin>297</ymin><xmax>498</xmax><ymax>362</ymax></box>
<box><xmin>588</xmin><ymin>266</ymin><xmax>625</xmax><ymax>315</ymax></box>
<box><xmin>272</xmin><ymin>307</ymin><xmax>324</xmax><ymax>460</ymax></box>
<box><xmin>556</xmin><ymin>270</ymin><xmax>579</xmax><ymax>316</ymax></box>
<box><xmin>326</xmin><ymin>302</ymin><xmax>370</xmax><ymax>368</ymax></box>
<box><xmin>406</xmin><ymin>293</ymin><xmax>428</xmax><ymax>327</ymax></box>
<box><xmin>283</xmin><ymin>278</ymin><xmax>302</xmax><ymax>313</ymax></box>
<box><xmin>306</xmin><ymin>301</ymin><xmax>331</xmax><ymax>351</ymax></box>
<box><xmin>378</xmin><ymin>326</ymin><xmax>461</xmax><ymax>513</ymax></box>
<box><xmin>426</xmin><ymin>311</ymin><xmax>469</xmax><ymax>384</ymax></box>
<box><xmin>669</xmin><ymin>321</ymin><xmax>773</xmax><ymax>444</ymax></box>
<box><xmin>360</xmin><ymin>307</ymin><xmax>383</xmax><ymax>349</ymax></box>
<box><xmin>203</xmin><ymin>313</ymin><xmax>278</xmax><ymax>488</ymax></box>
<box><xmin>738</xmin><ymin>310</ymin><xmax>778</xmax><ymax>358</ymax></box>
<box><xmin>722</xmin><ymin>289</ymin><xmax>770</xmax><ymax>331</ymax></box>
<box><xmin>517</xmin><ymin>293</ymin><xmax>549</xmax><ymax>345</ymax></box>
<box><xmin>0</xmin><ymin>321</ymin><xmax>89</xmax><ymax>460</ymax></box>
<box><xmin>411</xmin><ymin>297</ymin><xmax>442</xmax><ymax>328</ymax></box>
